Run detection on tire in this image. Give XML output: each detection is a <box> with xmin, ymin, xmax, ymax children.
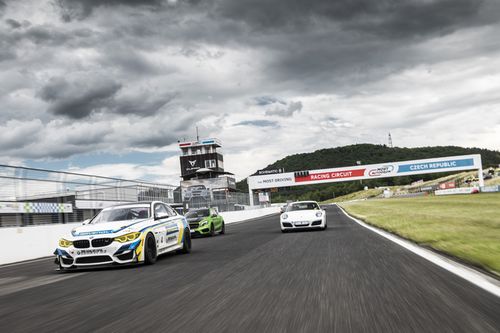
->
<box><xmin>209</xmin><ymin>223</ymin><xmax>215</xmax><ymax>237</ymax></box>
<box><xmin>144</xmin><ymin>233</ymin><xmax>157</xmax><ymax>265</ymax></box>
<box><xmin>56</xmin><ymin>257</ymin><xmax>64</xmax><ymax>271</ymax></box>
<box><xmin>281</xmin><ymin>229</ymin><xmax>288</xmax><ymax>233</ymax></box>
<box><xmin>178</xmin><ymin>228</ymin><xmax>191</xmax><ymax>254</ymax></box>
<box><xmin>219</xmin><ymin>221</ymin><xmax>225</xmax><ymax>235</ymax></box>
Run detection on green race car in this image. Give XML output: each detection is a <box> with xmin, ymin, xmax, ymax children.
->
<box><xmin>186</xmin><ymin>208</ymin><xmax>225</xmax><ymax>236</ymax></box>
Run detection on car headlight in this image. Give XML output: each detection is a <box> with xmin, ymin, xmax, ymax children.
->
<box><xmin>315</xmin><ymin>212</ymin><xmax>323</xmax><ymax>217</ymax></box>
<box><xmin>114</xmin><ymin>232</ymin><xmax>141</xmax><ymax>243</ymax></box>
<box><xmin>59</xmin><ymin>238</ymin><xmax>73</xmax><ymax>248</ymax></box>
<box><xmin>282</xmin><ymin>214</ymin><xmax>288</xmax><ymax>219</ymax></box>
<box><xmin>200</xmin><ymin>220</ymin><xmax>208</xmax><ymax>226</ymax></box>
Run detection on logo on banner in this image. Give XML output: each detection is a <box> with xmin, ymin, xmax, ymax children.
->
<box><xmin>188</xmin><ymin>160</ymin><xmax>197</xmax><ymax>167</ymax></box>
<box><xmin>368</xmin><ymin>165</ymin><xmax>395</xmax><ymax>177</ymax></box>
<box><xmin>397</xmin><ymin>158</ymin><xmax>474</xmax><ymax>173</ymax></box>
<box><xmin>295</xmin><ymin>169</ymin><xmax>365</xmax><ymax>182</ymax></box>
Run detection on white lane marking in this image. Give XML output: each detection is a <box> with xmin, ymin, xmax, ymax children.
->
<box><xmin>0</xmin><ymin>273</ymin><xmax>84</xmax><ymax>297</ymax></box>
<box><xmin>337</xmin><ymin>204</ymin><xmax>500</xmax><ymax>298</ymax></box>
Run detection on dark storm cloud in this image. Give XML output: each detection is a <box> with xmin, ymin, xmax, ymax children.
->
<box><xmin>38</xmin><ymin>76</ymin><xmax>122</xmax><ymax>119</ymax></box>
<box><xmin>235</xmin><ymin>120</ymin><xmax>279</xmax><ymax>127</ymax></box>
<box><xmin>5</xmin><ymin>18</ymin><xmax>21</xmax><ymax>29</ymax></box>
<box><xmin>216</xmin><ymin>0</ymin><xmax>484</xmax><ymax>38</ymax></box>
<box><xmin>56</xmin><ymin>0</ymin><xmax>167</xmax><ymax>21</ymax></box>
<box><xmin>38</xmin><ymin>76</ymin><xmax>177</xmax><ymax>119</ymax></box>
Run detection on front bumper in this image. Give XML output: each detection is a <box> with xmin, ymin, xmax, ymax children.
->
<box><xmin>54</xmin><ymin>239</ymin><xmax>142</xmax><ymax>269</ymax></box>
<box><xmin>281</xmin><ymin>219</ymin><xmax>325</xmax><ymax>230</ymax></box>
<box><xmin>189</xmin><ymin>222</ymin><xmax>211</xmax><ymax>236</ymax></box>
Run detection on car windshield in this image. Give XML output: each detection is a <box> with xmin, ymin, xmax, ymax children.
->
<box><xmin>287</xmin><ymin>202</ymin><xmax>319</xmax><ymax>211</ymax></box>
<box><xmin>189</xmin><ymin>186</ymin><xmax>205</xmax><ymax>190</ymax></box>
<box><xmin>185</xmin><ymin>209</ymin><xmax>210</xmax><ymax>218</ymax></box>
<box><xmin>91</xmin><ymin>205</ymin><xmax>150</xmax><ymax>223</ymax></box>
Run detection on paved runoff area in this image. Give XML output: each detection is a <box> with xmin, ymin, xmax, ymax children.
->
<box><xmin>0</xmin><ymin>206</ymin><xmax>499</xmax><ymax>332</ymax></box>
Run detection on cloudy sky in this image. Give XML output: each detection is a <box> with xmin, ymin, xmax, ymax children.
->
<box><xmin>1</xmin><ymin>0</ymin><xmax>499</xmax><ymax>185</ymax></box>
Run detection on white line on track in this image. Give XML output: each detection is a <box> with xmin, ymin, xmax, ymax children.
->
<box><xmin>0</xmin><ymin>273</ymin><xmax>85</xmax><ymax>297</ymax></box>
<box><xmin>337</xmin><ymin>204</ymin><xmax>500</xmax><ymax>298</ymax></box>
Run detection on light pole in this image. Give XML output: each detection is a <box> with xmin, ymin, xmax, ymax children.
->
<box><xmin>357</xmin><ymin>161</ymin><xmax>362</xmax><ymax>185</ymax></box>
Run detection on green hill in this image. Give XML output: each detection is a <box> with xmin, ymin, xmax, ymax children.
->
<box><xmin>237</xmin><ymin>144</ymin><xmax>500</xmax><ymax>202</ymax></box>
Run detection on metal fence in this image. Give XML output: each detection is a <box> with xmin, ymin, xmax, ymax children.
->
<box><xmin>183</xmin><ymin>191</ymin><xmax>259</xmax><ymax>212</ymax></box>
<box><xmin>0</xmin><ymin>164</ymin><xmax>177</xmax><ymax>227</ymax></box>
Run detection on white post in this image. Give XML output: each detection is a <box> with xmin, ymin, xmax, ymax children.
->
<box><xmin>248</xmin><ymin>188</ymin><xmax>254</xmax><ymax>206</ymax></box>
<box><xmin>478</xmin><ymin>167</ymin><xmax>484</xmax><ymax>188</ymax></box>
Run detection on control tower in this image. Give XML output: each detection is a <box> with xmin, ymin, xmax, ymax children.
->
<box><xmin>178</xmin><ymin>138</ymin><xmax>225</xmax><ymax>181</ymax></box>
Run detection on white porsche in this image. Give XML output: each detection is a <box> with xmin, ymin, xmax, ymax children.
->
<box><xmin>54</xmin><ymin>201</ymin><xmax>191</xmax><ymax>269</ymax></box>
<box><xmin>280</xmin><ymin>201</ymin><xmax>327</xmax><ymax>232</ymax></box>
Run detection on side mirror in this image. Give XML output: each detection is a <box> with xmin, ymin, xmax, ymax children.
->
<box><xmin>82</xmin><ymin>219</ymin><xmax>90</xmax><ymax>225</ymax></box>
<box><xmin>280</xmin><ymin>207</ymin><xmax>284</xmax><ymax>213</ymax></box>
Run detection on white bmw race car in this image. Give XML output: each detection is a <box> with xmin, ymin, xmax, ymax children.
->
<box><xmin>280</xmin><ymin>201</ymin><xmax>327</xmax><ymax>232</ymax></box>
<box><xmin>54</xmin><ymin>201</ymin><xmax>191</xmax><ymax>269</ymax></box>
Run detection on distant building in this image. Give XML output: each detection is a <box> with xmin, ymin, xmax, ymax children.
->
<box><xmin>178</xmin><ymin>138</ymin><xmax>238</xmax><ymax>210</ymax></box>
<box><xmin>178</xmin><ymin>138</ymin><xmax>225</xmax><ymax>181</ymax></box>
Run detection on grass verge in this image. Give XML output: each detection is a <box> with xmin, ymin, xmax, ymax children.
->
<box><xmin>339</xmin><ymin>193</ymin><xmax>500</xmax><ymax>277</ymax></box>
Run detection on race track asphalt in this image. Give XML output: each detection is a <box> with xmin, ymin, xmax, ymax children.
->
<box><xmin>0</xmin><ymin>206</ymin><xmax>499</xmax><ymax>333</ymax></box>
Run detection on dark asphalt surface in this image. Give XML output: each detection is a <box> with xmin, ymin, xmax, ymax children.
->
<box><xmin>0</xmin><ymin>206</ymin><xmax>499</xmax><ymax>333</ymax></box>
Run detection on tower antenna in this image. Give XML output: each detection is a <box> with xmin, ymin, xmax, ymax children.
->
<box><xmin>196</xmin><ymin>126</ymin><xmax>200</xmax><ymax>142</ymax></box>
<box><xmin>388</xmin><ymin>132</ymin><xmax>393</xmax><ymax>148</ymax></box>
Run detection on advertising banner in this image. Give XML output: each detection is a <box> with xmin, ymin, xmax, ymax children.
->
<box><xmin>248</xmin><ymin>154</ymin><xmax>482</xmax><ymax>190</ymax></box>
<box><xmin>0</xmin><ymin>202</ymin><xmax>73</xmax><ymax>214</ymax></box>
<box><xmin>438</xmin><ymin>181</ymin><xmax>456</xmax><ymax>190</ymax></box>
<box><xmin>435</xmin><ymin>187</ymin><xmax>479</xmax><ymax>196</ymax></box>
<box><xmin>480</xmin><ymin>186</ymin><xmax>500</xmax><ymax>193</ymax></box>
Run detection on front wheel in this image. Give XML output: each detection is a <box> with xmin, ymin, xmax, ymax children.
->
<box><xmin>209</xmin><ymin>223</ymin><xmax>215</xmax><ymax>237</ymax></box>
<box><xmin>219</xmin><ymin>221</ymin><xmax>225</xmax><ymax>235</ymax></box>
<box><xmin>178</xmin><ymin>228</ymin><xmax>191</xmax><ymax>254</ymax></box>
<box><xmin>144</xmin><ymin>233</ymin><xmax>157</xmax><ymax>265</ymax></box>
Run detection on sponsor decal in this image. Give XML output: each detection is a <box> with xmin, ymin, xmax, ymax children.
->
<box><xmin>367</xmin><ymin>165</ymin><xmax>395</xmax><ymax>177</ymax></box>
<box><xmin>77</xmin><ymin>249</ymin><xmax>107</xmax><ymax>255</ymax></box>
<box><xmin>295</xmin><ymin>169</ymin><xmax>365</xmax><ymax>182</ymax></box>
<box><xmin>75</xmin><ymin>230</ymin><xmax>115</xmax><ymax>236</ymax></box>
<box><xmin>398</xmin><ymin>158</ymin><xmax>474</xmax><ymax>173</ymax></box>
<box><xmin>257</xmin><ymin>168</ymin><xmax>285</xmax><ymax>175</ymax></box>
<box><xmin>258</xmin><ymin>176</ymin><xmax>294</xmax><ymax>184</ymax></box>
